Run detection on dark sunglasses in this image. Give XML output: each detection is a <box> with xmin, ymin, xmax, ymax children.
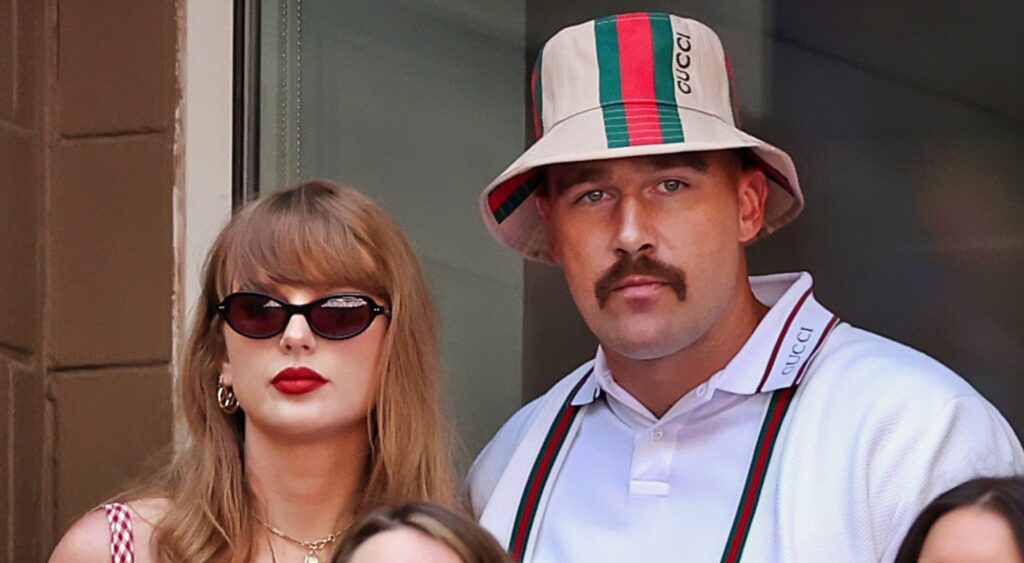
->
<box><xmin>216</xmin><ymin>292</ymin><xmax>391</xmax><ymax>340</ymax></box>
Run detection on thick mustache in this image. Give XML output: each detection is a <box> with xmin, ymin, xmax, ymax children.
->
<box><xmin>594</xmin><ymin>254</ymin><xmax>687</xmax><ymax>308</ymax></box>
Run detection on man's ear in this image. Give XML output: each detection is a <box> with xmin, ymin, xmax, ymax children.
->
<box><xmin>534</xmin><ymin>193</ymin><xmax>562</xmax><ymax>264</ymax></box>
<box><xmin>535</xmin><ymin>191</ymin><xmax>552</xmax><ymax>223</ymax></box>
<box><xmin>737</xmin><ymin>167</ymin><xmax>769</xmax><ymax>244</ymax></box>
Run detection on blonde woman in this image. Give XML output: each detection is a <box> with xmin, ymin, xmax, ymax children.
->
<box><xmin>50</xmin><ymin>180</ymin><xmax>456</xmax><ymax>562</ymax></box>
<box><xmin>332</xmin><ymin>503</ymin><xmax>512</xmax><ymax>563</ymax></box>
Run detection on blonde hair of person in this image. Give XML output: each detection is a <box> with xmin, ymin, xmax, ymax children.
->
<box><xmin>332</xmin><ymin>502</ymin><xmax>513</xmax><ymax>563</ymax></box>
<box><xmin>120</xmin><ymin>180</ymin><xmax>456</xmax><ymax>561</ymax></box>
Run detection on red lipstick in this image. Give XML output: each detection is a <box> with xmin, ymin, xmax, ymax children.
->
<box><xmin>271</xmin><ymin>367</ymin><xmax>328</xmax><ymax>395</ymax></box>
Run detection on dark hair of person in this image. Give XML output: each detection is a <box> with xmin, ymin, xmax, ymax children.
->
<box><xmin>895</xmin><ymin>476</ymin><xmax>1024</xmax><ymax>562</ymax></box>
<box><xmin>332</xmin><ymin>502</ymin><xmax>512</xmax><ymax>563</ymax></box>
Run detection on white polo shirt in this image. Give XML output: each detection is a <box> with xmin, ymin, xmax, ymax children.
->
<box><xmin>468</xmin><ymin>272</ymin><xmax>1024</xmax><ymax>562</ymax></box>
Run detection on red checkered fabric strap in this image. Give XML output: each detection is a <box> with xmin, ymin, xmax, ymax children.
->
<box><xmin>102</xmin><ymin>503</ymin><xmax>135</xmax><ymax>563</ymax></box>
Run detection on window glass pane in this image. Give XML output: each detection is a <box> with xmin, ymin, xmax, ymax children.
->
<box><xmin>257</xmin><ymin>0</ymin><xmax>527</xmax><ymax>458</ymax></box>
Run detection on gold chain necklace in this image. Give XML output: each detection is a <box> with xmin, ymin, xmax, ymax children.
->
<box><xmin>256</xmin><ymin>515</ymin><xmax>347</xmax><ymax>563</ymax></box>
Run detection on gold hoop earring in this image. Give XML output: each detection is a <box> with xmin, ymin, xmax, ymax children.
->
<box><xmin>217</xmin><ymin>380</ymin><xmax>239</xmax><ymax>414</ymax></box>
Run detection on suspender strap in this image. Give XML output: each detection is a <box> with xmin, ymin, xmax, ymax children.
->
<box><xmin>721</xmin><ymin>313</ymin><xmax>840</xmax><ymax>561</ymax></box>
<box><xmin>508</xmin><ymin>370</ymin><xmax>592</xmax><ymax>561</ymax></box>
<box><xmin>720</xmin><ymin>385</ymin><xmax>799</xmax><ymax>563</ymax></box>
<box><xmin>500</xmin><ymin>284</ymin><xmax>839</xmax><ymax>562</ymax></box>
<box><xmin>506</xmin><ymin>374</ymin><xmax>799</xmax><ymax>563</ymax></box>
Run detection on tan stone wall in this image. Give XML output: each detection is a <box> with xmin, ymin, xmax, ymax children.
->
<box><xmin>0</xmin><ymin>1</ymin><xmax>179</xmax><ymax>560</ymax></box>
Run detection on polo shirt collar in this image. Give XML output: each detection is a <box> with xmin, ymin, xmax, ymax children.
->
<box><xmin>717</xmin><ymin>272</ymin><xmax>838</xmax><ymax>395</ymax></box>
<box><xmin>570</xmin><ymin>271</ymin><xmax>838</xmax><ymax>407</ymax></box>
<box><xmin>572</xmin><ymin>359</ymin><xmax>604</xmax><ymax>406</ymax></box>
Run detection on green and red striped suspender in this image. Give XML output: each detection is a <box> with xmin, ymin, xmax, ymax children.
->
<box><xmin>505</xmin><ymin>378</ymin><xmax>800</xmax><ymax>563</ymax></box>
<box><xmin>508</xmin><ymin>371</ymin><xmax>592</xmax><ymax>561</ymax></box>
<box><xmin>719</xmin><ymin>386</ymin><xmax>797</xmax><ymax>563</ymax></box>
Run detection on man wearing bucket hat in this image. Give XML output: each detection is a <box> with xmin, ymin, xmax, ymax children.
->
<box><xmin>467</xmin><ymin>12</ymin><xmax>1024</xmax><ymax>563</ymax></box>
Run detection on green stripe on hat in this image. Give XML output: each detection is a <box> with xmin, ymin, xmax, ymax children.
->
<box><xmin>650</xmin><ymin>14</ymin><xmax>685</xmax><ymax>142</ymax></box>
<box><xmin>493</xmin><ymin>174</ymin><xmax>542</xmax><ymax>224</ymax></box>
<box><xmin>594</xmin><ymin>17</ymin><xmax>629</xmax><ymax>148</ymax></box>
<box><xmin>531</xmin><ymin>49</ymin><xmax>544</xmax><ymax>140</ymax></box>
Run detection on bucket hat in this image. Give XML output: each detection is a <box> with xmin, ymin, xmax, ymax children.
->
<box><xmin>479</xmin><ymin>12</ymin><xmax>803</xmax><ymax>261</ymax></box>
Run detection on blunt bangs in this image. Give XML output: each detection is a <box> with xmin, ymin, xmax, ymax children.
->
<box><xmin>213</xmin><ymin>183</ymin><xmax>389</xmax><ymax>303</ymax></box>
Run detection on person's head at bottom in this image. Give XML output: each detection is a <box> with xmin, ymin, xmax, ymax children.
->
<box><xmin>896</xmin><ymin>477</ymin><xmax>1024</xmax><ymax>563</ymax></box>
<box><xmin>332</xmin><ymin>503</ymin><xmax>512</xmax><ymax>563</ymax></box>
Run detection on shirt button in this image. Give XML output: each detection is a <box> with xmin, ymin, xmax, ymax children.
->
<box><xmin>696</xmin><ymin>384</ymin><xmax>708</xmax><ymax>397</ymax></box>
<box><xmin>650</xmin><ymin>429</ymin><xmax>664</xmax><ymax>441</ymax></box>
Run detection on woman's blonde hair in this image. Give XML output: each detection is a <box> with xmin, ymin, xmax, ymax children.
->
<box><xmin>123</xmin><ymin>180</ymin><xmax>455</xmax><ymax>561</ymax></box>
<box><xmin>332</xmin><ymin>503</ymin><xmax>512</xmax><ymax>563</ymax></box>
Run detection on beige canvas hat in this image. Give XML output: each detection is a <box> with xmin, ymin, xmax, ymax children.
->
<box><xmin>479</xmin><ymin>12</ymin><xmax>803</xmax><ymax>261</ymax></box>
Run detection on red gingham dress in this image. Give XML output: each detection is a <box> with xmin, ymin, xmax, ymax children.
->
<box><xmin>102</xmin><ymin>503</ymin><xmax>135</xmax><ymax>563</ymax></box>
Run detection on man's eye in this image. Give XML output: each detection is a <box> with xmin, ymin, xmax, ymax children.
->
<box><xmin>660</xmin><ymin>179</ymin><xmax>688</xmax><ymax>192</ymax></box>
<box><xmin>576</xmin><ymin>190</ymin><xmax>606</xmax><ymax>204</ymax></box>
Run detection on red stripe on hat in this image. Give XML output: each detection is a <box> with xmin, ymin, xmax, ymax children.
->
<box><xmin>724</xmin><ymin>51</ymin><xmax>742</xmax><ymax>128</ymax></box>
<box><xmin>530</xmin><ymin>60</ymin><xmax>543</xmax><ymax>140</ymax></box>
<box><xmin>615</xmin><ymin>14</ymin><xmax>663</xmax><ymax>145</ymax></box>
<box><xmin>748</xmin><ymin>150</ymin><xmax>796</xmax><ymax>199</ymax></box>
<box><xmin>488</xmin><ymin>172</ymin><xmax>534</xmax><ymax>214</ymax></box>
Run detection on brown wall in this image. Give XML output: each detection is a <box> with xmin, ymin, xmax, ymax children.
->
<box><xmin>0</xmin><ymin>1</ymin><xmax>178</xmax><ymax>560</ymax></box>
